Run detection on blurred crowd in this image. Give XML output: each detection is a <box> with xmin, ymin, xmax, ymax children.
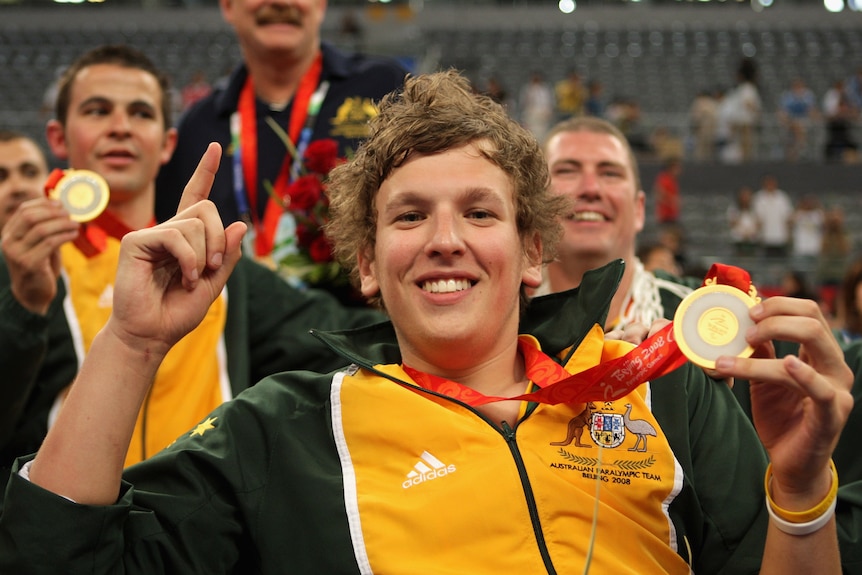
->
<box><xmin>479</xmin><ymin>57</ymin><xmax>861</xmax><ymax>165</ymax></box>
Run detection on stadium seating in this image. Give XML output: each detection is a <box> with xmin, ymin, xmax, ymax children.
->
<box><xmin>1</xmin><ymin>3</ymin><xmax>860</xmax><ymax>288</ymax></box>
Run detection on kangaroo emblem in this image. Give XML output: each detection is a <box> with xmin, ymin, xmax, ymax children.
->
<box><xmin>550</xmin><ymin>403</ymin><xmax>596</xmax><ymax>448</ymax></box>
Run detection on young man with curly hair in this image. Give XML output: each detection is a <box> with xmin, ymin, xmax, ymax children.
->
<box><xmin>1</xmin><ymin>71</ymin><xmax>856</xmax><ymax>575</ymax></box>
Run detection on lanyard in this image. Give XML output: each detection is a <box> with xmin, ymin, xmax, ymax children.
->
<box><xmin>404</xmin><ymin>328</ymin><xmax>687</xmax><ymax>407</ymax></box>
<box><xmin>403</xmin><ymin>264</ymin><xmax>754</xmax><ymax>407</ymax></box>
<box><xmin>231</xmin><ymin>52</ymin><xmax>328</xmax><ymax>256</ymax></box>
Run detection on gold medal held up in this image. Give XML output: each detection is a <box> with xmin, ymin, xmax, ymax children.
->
<box><xmin>49</xmin><ymin>169</ymin><xmax>110</xmax><ymax>222</ymax></box>
<box><xmin>673</xmin><ymin>282</ymin><xmax>758</xmax><ymax>369</ymax></box>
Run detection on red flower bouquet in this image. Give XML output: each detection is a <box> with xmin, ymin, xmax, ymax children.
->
<box><xmin>265</xmin><ymin>135</ymin><xmax>347</xmax><ymax>289</ymax></box>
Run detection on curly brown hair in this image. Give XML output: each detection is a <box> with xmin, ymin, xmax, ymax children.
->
<box><xmin>326</xmin><ymin>70</ymin><xmax>568</xmax><ymax>308</ymax></box>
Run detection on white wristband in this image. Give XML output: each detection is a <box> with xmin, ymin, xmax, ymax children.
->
<box><xmin>766</xmin><ymin>494</ymin><xmax>837</xmax><ymax>536</ymax></box>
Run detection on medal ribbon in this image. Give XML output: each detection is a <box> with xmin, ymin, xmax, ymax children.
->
<box><xmin>236</xmin><ymin>52</ymin><xmax>323</xmax><ymax>257</ymax></box>
<box><xmin>703</xmin><ymin>262</ymin><xmax>754</xmax><ymax>294</ymax></box>
<box><xmin>44</xmin><ymin>168</ymin><xmax>140</xmax><ymax>257</ymax></box>
<box><xmin>403</xmin><ymin>264</ymin><xmax>753</xmax><ymax>406</ymax></box>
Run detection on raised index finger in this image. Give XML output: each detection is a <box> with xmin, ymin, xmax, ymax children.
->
<box><xmin>176</xmin><ymin>142</ymin><xmax>222</xmax><ymax>214</ymax></box>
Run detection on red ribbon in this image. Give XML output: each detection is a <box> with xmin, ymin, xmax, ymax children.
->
<box><xmin>238</xmin><ymin>52</ymin><xmax>323</xmax><ymax>257</ymax></box>
<box><xmin>704</xmin><ymin>262</ymin><xmax>753</xmax><ymax>292</ymax></box>
<box><xmin>403</xmin><ymin>264</ymin><xmax>754</xmax><ymax>406</ymax></box>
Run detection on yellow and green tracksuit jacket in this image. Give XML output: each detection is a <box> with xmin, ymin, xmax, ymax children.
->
<box><xmin>0</xmin><ymin>237</ymin><xmax>382</xmax><ymax>476</ymax></box>
<box><xmin>2</xmin><ymin>259</ymin><xmax>862</xmax><ymax>574</ymax></box>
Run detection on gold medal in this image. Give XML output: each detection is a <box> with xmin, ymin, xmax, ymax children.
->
<box><xmin>673</xmin><ymin>283</ymin><xmax>756</xmax><ymax>369</ymax></box>
<box><xmin>49</xmin><ymin>169</ymin><xmax>109</xmax><ymax>222</ymax></box>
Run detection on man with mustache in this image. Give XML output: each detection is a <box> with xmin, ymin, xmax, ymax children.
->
<box><xmin>0</xmin><ymin>131</ymin><xmax>49</xmax><ymax>233</ymax></box>
<box><xmin>155</xmin><ymin>0</ymin><xmax>407</xmax><ymax>297</ymax></box>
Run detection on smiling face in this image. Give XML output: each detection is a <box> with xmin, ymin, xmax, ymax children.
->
<box><xmin>46</xmin><ymin>63</ymin><xmax>176</xmax><ymax>220</ymax></box>
<box><xmin>545</xmin><ymin>129</ymin><xmax>644</xmax><ymax>270</ymax></box>
<box><xmin>357</xmin><ymin>143</ymin><xmax>542</xmax><ymax>373</ymax></box>
<box><xmin>0</xmin><ymin>136</ymin><xmax>48</xmax><ymax>231</ymax></box>
<box><xmin>221</xmin><ymin>0</ymin><xmax>326</xmax><ymax>62</ymax></box>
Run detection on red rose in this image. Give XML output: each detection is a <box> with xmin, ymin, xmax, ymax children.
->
<box><xmin>286</xmin><ymin>175</ymin><xmax>323</xmax><ymax>211</ymax></box>
<box><xmin>296</xmin><ymin>223</ymin><xmax>314</xmax><ymax>247</ymax></box>
<box><xmin>308</xmin><ymin>234</ymin><xmax>334</xmax><ymax>263</ymax></box>
<box><xmin>304</xmin><ymin>139</ymin><xmax>340</xmax><ymax>175</ymax></box>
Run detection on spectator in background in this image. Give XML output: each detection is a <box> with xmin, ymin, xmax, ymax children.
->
<box><xmin>636</xmin><ymin>242</ymin><xmax>681</xmax><ymax>276</ymax></box>
<box><xmin>835</xmin><ymin>256</ymin><xmax>862</xmax><ymax>344</ymax></box>
<box><xmin>818</xmin><ymin>207</ymin><xmax>852</xmax><ymax>315</ymax></box>
<box><xmin>584</xmin><ymin>79</ymin><xmax>606</xmax><ymax>118</ymax></box>
<box><xmin>724</xmin><ymin>58</ymin><xmax>761</xmax><ymax>162</ymax></box>
<box><xmin>607</xmin><ymin>97</ymin><xmax>649</xmax><ymax>155</ymax></box>
<box><xmin>657</xmin><ymin>224</ymin><xmax>689</xmax><ymax>275</ymax></box>
<box><xmin>649</xmin><ymin>126</ymin><xmax>684</xmax><ymax>163</ymax></box>
<box><xmin>482</xmin><ymin>75</ymin><xmax>511</xmax><ymax>110</ymax></box>
<box><xmin>518</xmin><ymin>71</ymin><xmax>554</xmax><ymax>142</ymax></box>
<box><xmin>823</xmin><ymin>78</ymin><xmax>859</xmax><ymax>164</ymax></box>
<box><xmin>752</xmin><ymin>174</ymin><xmax>793</xmax><ymax>258</ymax></box>
<box><xmin>652</xmin><ymin>156</ymin><xmax>682</xmax><ymax>227</ymax></box>
<box><xmin>777</xmin><ymin>77</ymin><xmax>819</xmax><ymax>162</ymax></box>
<box><xmin>715</xmin><ymin>85</ymin><xmax>739</xmax><ymax>164</ymax></box>
<box><xmin>554</xmin><ymin>69</ymin><xmax>586</xmax><ymax>120</ymax></box>
<box><xmin>0</xmin><ymin>130</ymin><xmax>49</xmax><ymax>232</ymax></box>
<box><xmin>180</xmin><ymin>70</ymin><xmax>212</xmax><ymax>112</ymax></box>
<box><xmin>781</xmin><ymin>269</ymin><xmax>819</xmax><ymax>302</ymax></box>
<box><xmin>845</xmin><ymin>66</ymin><xmax>862</xmax><ymax>113</ymax></box>
<box><xmin>689</xmin><ymin>88</ymin><xmax>719</xmax><ymax>162</ymax></box>
<box><xmin>727</xmin><ymin>185</ymin><xmax>760</xmax><ymax>258</ymax></box>
<box><xmin>791</xmin><ymin>193</ymin><xmax>825</xmax><ymax>274</ymax></box>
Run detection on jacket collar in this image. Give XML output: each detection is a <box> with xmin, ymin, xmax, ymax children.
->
<box><xmin>312</xmin><ymin>259</ymin><xmax>625</xmax><ymax>369</ymax></box>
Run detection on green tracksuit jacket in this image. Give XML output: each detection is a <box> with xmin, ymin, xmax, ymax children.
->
<box><xmin>0</xmin><ymin>254</ymin><xmax>382</xmax><ymax>480</ymax></box>
<box><xmin>2</xmin><ymin>260</ymin><xmax>862</xmax><ymax>574</ymax></box>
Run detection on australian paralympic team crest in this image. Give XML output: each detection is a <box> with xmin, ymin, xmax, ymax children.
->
<box><xmin>590</xmin><ymin>410</ymin><xmax>627</xmax><ymax>449</ymax></box>
<box><xmin>330</xmin><ymin>97</ymin><xmax>380</xmax><ymax>140</ymax></box>
<box><xmin>548</xmin><ymin>402</ymin><xmax>663</xmax><ymax>484</ymax></box>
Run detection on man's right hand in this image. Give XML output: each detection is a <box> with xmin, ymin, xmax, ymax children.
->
<box><xmin>106</xmin><ymin>143</ymin><xmax>246</xmax><ymax>359</ymax></box>
<box><xmin>28</xmin><ymin>143</ymin><xmax>244</xmax><ymax>505</ymax></box>
<box><xmin>0</xmin><ymin>198</ymin><xmax>79</xmax><ymax>315</ymax></box>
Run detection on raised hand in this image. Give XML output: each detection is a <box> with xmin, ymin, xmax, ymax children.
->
<box><xmin>106</xmin><ymin>142</ymin><xmax>246</xmax><ymax>357</ymax></box>
<box><xmin>712</xmin><ymin>296</ymin><xmax>853</xmax><ymax>503</ymax></box>
<box><xmin>29</xmin><ymin>143</ymin><xmax>245</xmax><ymax>504</ymax></box>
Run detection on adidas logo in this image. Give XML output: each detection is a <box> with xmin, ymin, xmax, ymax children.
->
<box><xmin>402</xmin><ymin>451</ymin><xmax>456</xmax><ymax>489</ymax></box>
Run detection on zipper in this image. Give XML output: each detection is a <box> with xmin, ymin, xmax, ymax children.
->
<box><xmin>313</xmin><ymin>331</ymin><xmax>559</xmax><ymax>572</ymax></box>
<box><xmin>501</xmin><ymin>420</ymin><xmax>557</xmax><ymax>575</ymax></box>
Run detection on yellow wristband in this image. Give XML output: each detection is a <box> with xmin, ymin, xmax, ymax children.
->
<box><xmin>764</xmin><ymin>459</ymin><xmax>838</xmax><ymax>523</ymax></box>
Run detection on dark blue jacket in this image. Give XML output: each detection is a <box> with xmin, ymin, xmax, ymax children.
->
<box><xmin>155</xmin><ymin>42</ymin><xmax>408</xmax><ymax>225</ymax></box>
